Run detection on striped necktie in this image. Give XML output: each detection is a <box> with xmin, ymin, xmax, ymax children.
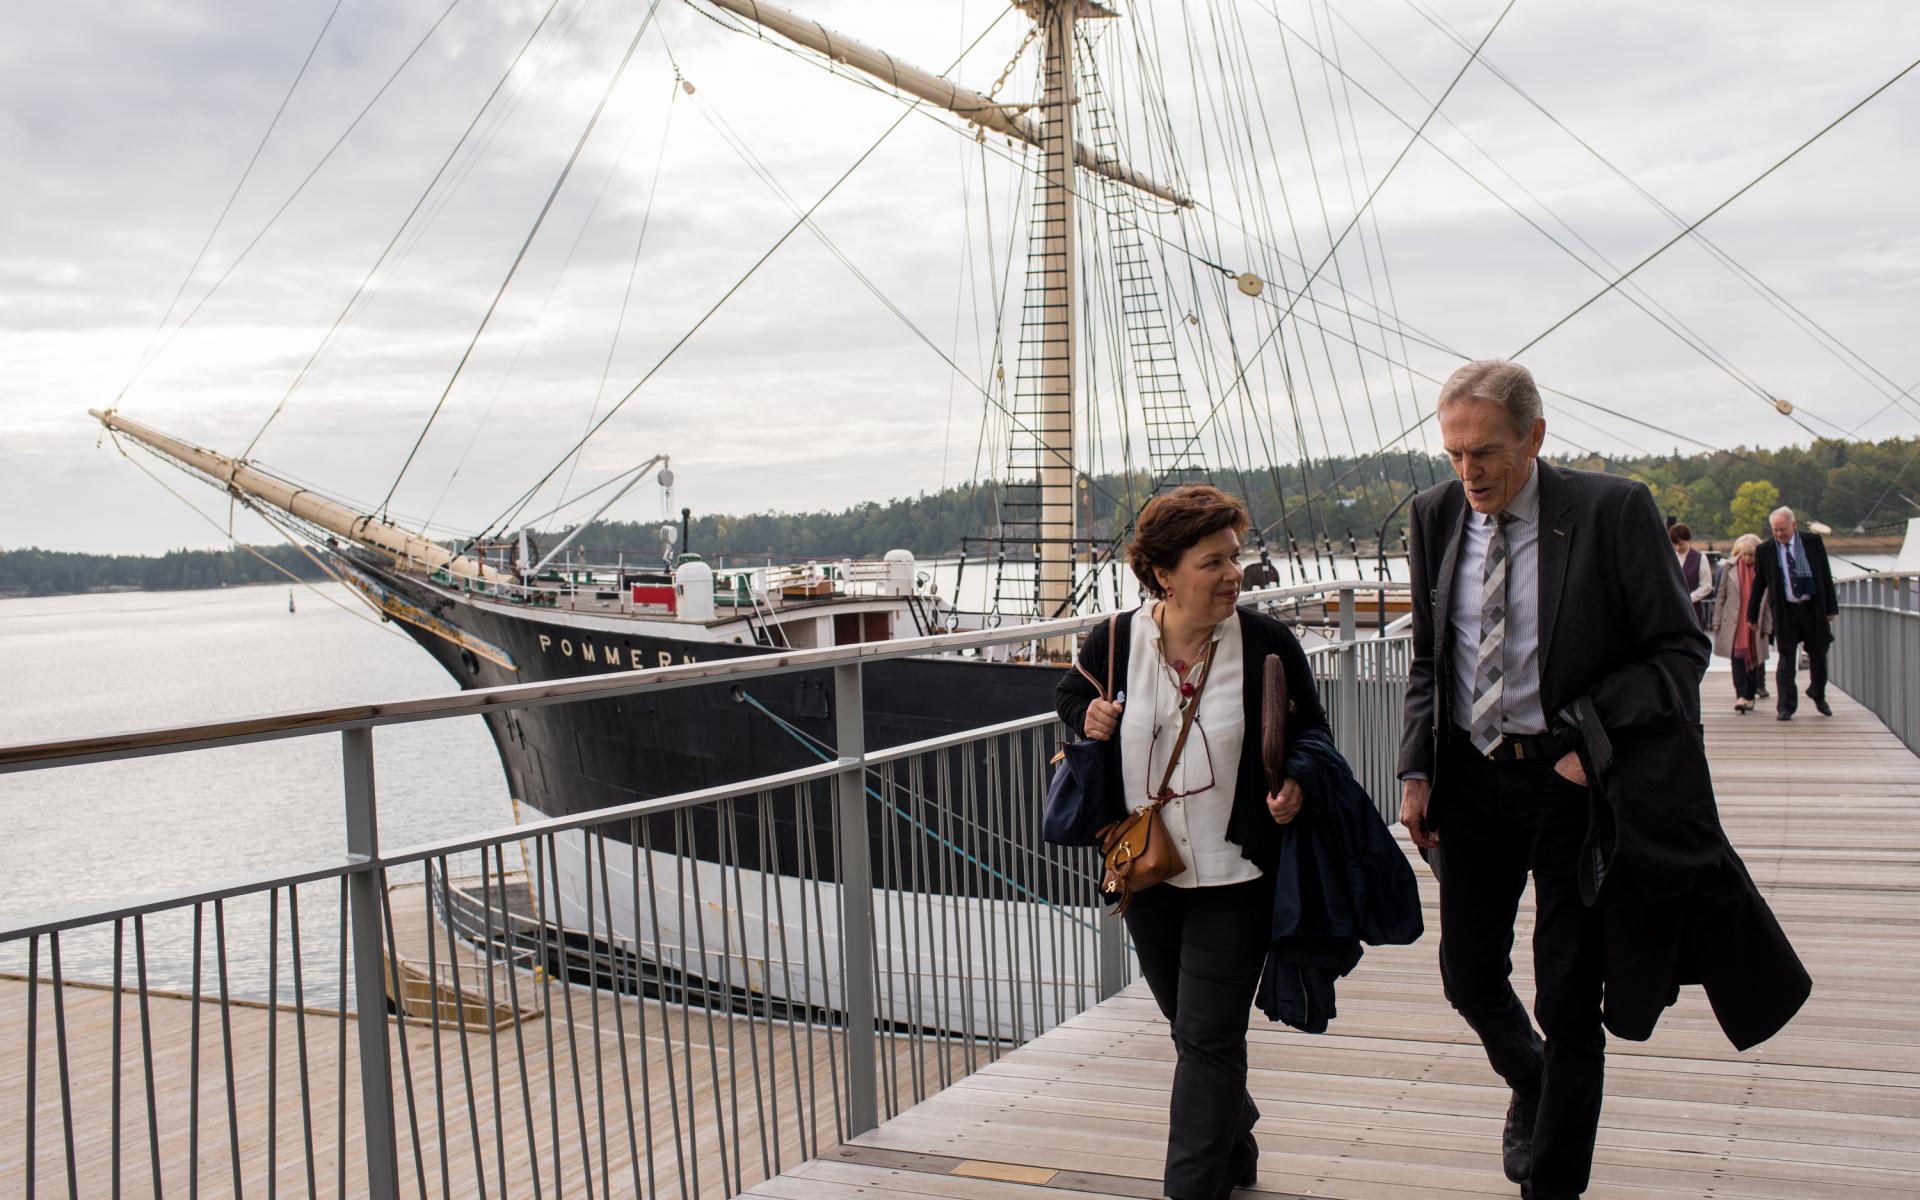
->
<box><xmin>1470</xmin><ymin>513</ymin><xmax>1513</xmax><ymax>756</ymax></box>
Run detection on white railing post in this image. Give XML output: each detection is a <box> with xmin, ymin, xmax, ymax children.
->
<box><xmin>342</xmin><ymin>727</ymin><xmax>400</xmax><ymax>1200</ymax></box>
<box><xmin>833</xmin><ymin>663</ymin><xmax>879</xmax><ymax>1135</ymax></box>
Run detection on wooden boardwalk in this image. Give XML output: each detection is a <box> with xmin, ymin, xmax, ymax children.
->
<box><xmin>748</xmin><ymin>679</ymin><xmax>1920</xmax><ymax>1199</ymax></box>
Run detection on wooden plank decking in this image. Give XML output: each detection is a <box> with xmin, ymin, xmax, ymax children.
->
<box><xmin>749</xmin><ymin>679</ymin><xmax>1920</xmax><ymax>1199</ymax></box>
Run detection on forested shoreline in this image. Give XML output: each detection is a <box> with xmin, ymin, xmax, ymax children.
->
<box><xmin>7</xmin><ymin>436</ymin><xmax>1912</xmax><ymax>597</ymax></box>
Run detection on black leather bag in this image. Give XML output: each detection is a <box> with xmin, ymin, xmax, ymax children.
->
<box><xmin>1042</xmin><ymin>614</ymin><xmax>1121</xmax><ymax>847</ymax></box>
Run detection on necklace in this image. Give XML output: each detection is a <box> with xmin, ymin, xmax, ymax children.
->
<box><xmin>1158</xmin><ymin>636</ymin><xmax>1212</xmax><ymax>707</ymax></box>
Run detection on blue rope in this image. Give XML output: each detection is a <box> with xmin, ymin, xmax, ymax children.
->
<box><xmin>737</xmin><ymin>690</ymin><xmax>1095</xmax><ymax>932</ymax></box>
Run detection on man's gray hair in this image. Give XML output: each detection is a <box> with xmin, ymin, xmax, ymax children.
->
<box><xmin>1770</xmin><ymin>506</ymin><xmax>1796</xmax><ymax>523</ymax></box>
<box><xmin>1437</xmin><ymin>360</ymin><xmax>1542</xmax><ymax>436</ymax></box>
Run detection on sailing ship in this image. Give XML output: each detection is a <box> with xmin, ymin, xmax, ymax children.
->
<box><xmin>93</xmin><ymin>0</ymin><xmax>1418</xmax><ymax>1033</ymax></box>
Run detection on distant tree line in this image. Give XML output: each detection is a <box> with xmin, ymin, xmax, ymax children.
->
<box><xmin>7</xmin><ymin>435</ymin><xmax>1913</xmax><ymax>596</ymax></box>
<box><xmin>0</xmin><ymin>546</ymin><xmax>328</xmax><ymax>598</ymax></box>
<box><xmin>561</xmin><ymin>434</ymin><xmax>1919</xmax><ymax>562</ymax></box>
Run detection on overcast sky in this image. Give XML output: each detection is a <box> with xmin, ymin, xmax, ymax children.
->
<box><xmin>3</xmin><ymin>0</ymin><xmax>1916</xmax><ymax>555</ymax></box>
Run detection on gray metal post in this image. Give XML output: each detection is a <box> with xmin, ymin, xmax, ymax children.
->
<box><xmin>1096</xmin><ymin>905</ymin><xmax>1127</xmax><ymax>1000</ymax></box>
<box><xmin>1338</xmin><ymin>586</ymin><xmax>1359</xmax><ymax>745</ymax></box>
<box><xmin>342</xmin><ymin>727</ymin><xmax>400</xmax><ymax>1200</ymax></box>
<box><xmin>832</xmin><ymin>663</ymin><xmax>879</xmax><ymax>1135</ymax></box>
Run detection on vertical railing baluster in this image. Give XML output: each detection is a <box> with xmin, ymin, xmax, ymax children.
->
<box><xmin>600</xmin><ymin>825</ymin><xmax>643</xmax><ymax>1200</ymax></box>
<box><xmin>492</xmin><ymin>843</ymin><xmax>543</xmax><ymax>1200</ymax></box>
<box><xmin>213</xmin><ymin>901</ymin><xmax>244</xmax><ymax>1199</ymax></box>
<box><xmin>268</xmin><ymin>891</ymin><xmax>279</xmax><ymax>1200</ymax></box>
<box><xmin>137</xmin><ymin>914</ymin><xmax>165</xmax><ymax>1196</ymax></box>
<box><xmin>341</xmin><ymin>727</ymin><xmax>400</xmax><ymax>1200</ymax></box>
<box><xmin>289</xmin><ymin>888</ymin><xmax>319</xmax><ymax>1200</ymax></box>
<box><xmin>422</xmin><ymin>863</ymin><xmax>451</xmax><ymax>1200</ymax></box>
<box><xmin>623</xmin><ymin>820</ymin><xmax>658</xmax><ymax>1198</ymax></box>
<box><xmin>541</xmin><ymin>833</ymin><xmax>596</xmax><ymax>1199</ymax></box>
<box><xmin>26</xmin><ymin>934</ymin><xmax>38</xmax><ymax>1200</ymax></box>
<box><xmin>190</xmin><ymin>904</ymin><xmax>203</xmax><ymax>1199</ymax></box>
<box><xmin>112</xmin><ymin>919</ymin><xmax>125</xmax><ymax>1200</ymax></box>
<box><xmin>48</xmin><ymin>932</ymin><xmax>78</xmax><ymax>1197</ymax></box>
<box><xmin>435</xmin><ymin>857</ymin><xmax>490</xmax><ymax>1200</ymax></box>
<box><xmin>587</xmin><ymin>833</ymin><xmax>615</xmax><ymax>1198</ymax></box>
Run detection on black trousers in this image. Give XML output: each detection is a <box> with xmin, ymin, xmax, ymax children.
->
<box><xmin>1773</xmin><ymin>601</ymin><xmax>1828</xmax><ymax>715</ymax></box>
<box><xmin>1731</xmin><ymin>655</ymin><xmax>1759</xmax><ymax>703</ymax></box>
<box><xmin>1434</xmin><ymin>741</ymin><xmax>1605</xmax><ymax>1199</ymax></box>
<box><xmin>1124</xmin><ymin>875</ymin><xmax>1272</xmax><ymax>1200</ymax></box>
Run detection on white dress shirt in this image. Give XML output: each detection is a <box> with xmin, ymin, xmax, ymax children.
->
<box><xmin>1448</xmin><ymin>462</ymin><xmax>1548</xmax><ymax>737</ymax></box>
<box><xmin>1120</xmin><ymin>602</ymin><xmax>1258</xmax><ymax>888</ymax></box>
<box><xmin>1775</xmin><ymin>536</ymin><xmax>1808</xmax><ymax>603</ymax></box>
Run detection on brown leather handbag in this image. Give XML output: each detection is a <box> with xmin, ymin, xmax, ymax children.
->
<box><xmin>1098</xmin><ymin>642</ymin><xmax>1217</xmax><ymax>915</ymax></box>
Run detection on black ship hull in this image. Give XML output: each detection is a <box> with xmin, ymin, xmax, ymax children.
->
<box><xmin>354</xmin><ymin>557</ymin><xmax>1103</xmax><ymax>1035</ymax></box>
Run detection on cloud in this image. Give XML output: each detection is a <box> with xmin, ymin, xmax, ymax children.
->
<box><xmin>3</xmin><ymin>0</ymin><xmax>1918</xmax><ymax>555</ymax></box>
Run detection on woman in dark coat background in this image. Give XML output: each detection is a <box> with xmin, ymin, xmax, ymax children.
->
<box><xmin>1056</xmin><ymin>484</ymin><xmax>1327</xmax><ymax>1200</ymax></box>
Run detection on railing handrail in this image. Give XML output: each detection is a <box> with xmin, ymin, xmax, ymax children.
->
<box><xmin>0</xmin><ymin>579</ymin><xmax>1407</xmax><ymax>774</ymax></box>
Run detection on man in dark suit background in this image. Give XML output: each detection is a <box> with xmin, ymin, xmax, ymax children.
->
<box><xmin>1397</xmin><ymin>360</ymin><xmax>1710</xmax><ymax>1198</ymax></box>
<box><xmin>1747</xmin><ymin>505</ymin><xmax>1837</xmax><ymax>720</ymax></box>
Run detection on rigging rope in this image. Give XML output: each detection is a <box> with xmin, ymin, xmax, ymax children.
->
<box><xmin>105</xmin><ymin>432</ymin><xmax>408</xmax><ymax>639</ymax></box>
<box><xmin>378</xmin><ymin>0</ymin><xmax>669</xmax><ymax>519</ymax></box>
<box><xmin>1510</xmin><ymin>55</ymin><xmax>1920</xmax><ymax>364</ymax></box>
<box><xmin>245</xmin><ymin>0</ymin><xmax>575</xmax><ymax>462</ymax></box>
<box><xmin>111</xmin><ymin>0</ymin><xmax>347</xmax><ymax>413</ymax></box>
<box><xmin>1395</xmin><ymin>0</ymin><xmax>1920</xmax><ymax>431</ymax></box>
<box><xmin>116</xmin><ymin>0</ymin><xmax>469</xmax><ymax>403</ymax></box>
<box><xmin>734</xmin><ymin>688</ymin><xmax>1092</xmax><ymax>928</ymax></box>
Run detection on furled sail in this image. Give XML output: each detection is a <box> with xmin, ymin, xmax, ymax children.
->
<box><xmin>90</xmin><ymin>408</ymin><xmax>513</xmax><ymax>585</ymax></box>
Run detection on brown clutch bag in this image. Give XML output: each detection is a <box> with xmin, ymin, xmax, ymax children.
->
<box><xmin>1262</xmin><ymin>652</ymin><xmax>1288</xmax><ymax>794</ymax></box>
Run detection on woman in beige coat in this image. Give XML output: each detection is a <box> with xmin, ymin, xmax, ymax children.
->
<box><xmin>1710</xmin><ymin>533</ymin><xmax>1773</xmax><ymax>713</ymax></box>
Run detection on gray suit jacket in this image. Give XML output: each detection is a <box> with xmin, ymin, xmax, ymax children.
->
<box><xmin>1396</xmin><ymin>460</ymin><xmax>1711</xmax><ymax>820</ymax></box>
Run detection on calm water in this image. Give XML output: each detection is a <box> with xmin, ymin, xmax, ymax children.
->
<box><xmin>0</xmin><ymin>583</ymin><xmax>513</xmax><ymax>1002</ymax></box>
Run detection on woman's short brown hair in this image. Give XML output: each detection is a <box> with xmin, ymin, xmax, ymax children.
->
<box><xmin>1128</xmin><ymin>484</ymin><xmax>1251</xmax><ymax>598</ymax></box>
<box><xmin>1668</xmin><ymin>522</ymin><xmax>1693</xmax><ymax>544</ymax></box>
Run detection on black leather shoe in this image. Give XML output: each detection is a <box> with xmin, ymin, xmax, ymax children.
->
<box><xmin>1815</xmin><ymin>698</ymin><xmax>1833</xmax><ymax>716</ymax></box>
<box><xmin>1502</xmin><ymin>1091</ymin><xmax>1538</xmax><ymax>1184</ymax></box>
<box><xmin>1776</xmin><ymin>711</ymin><xmax>1793</xmax><ymax>721</ymax></box>
<box><xmin>1225</xmin><ymin>1134</ymin><xmax>1258</xmax><ymax>1190</ymax></box>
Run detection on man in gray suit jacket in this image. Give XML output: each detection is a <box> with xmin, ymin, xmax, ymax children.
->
<box><xmin>1397</xmin><ymin>361</ymin><xmax>1710</xmax><ymax>1198</ymax></box>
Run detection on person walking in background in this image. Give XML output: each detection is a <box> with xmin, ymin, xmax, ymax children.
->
<box><xmin>1748</xmin><ymin>505</ymin><xmax>1838</xmax><ymax>720</ymax></box>
<box><xmin>1669</xmin><ymin>523</ymin><xmax>1713</xmax><ymax>628</ymax></box>
<box><xmin>1710</xmin><ymin>534</ymin><xmax>1772</xmax><ymax>713</ymax></box>
<box><xmin>1056</xmin><ymin>484</ymin><xmax>1329</xmax><ymax>1200</ymax></box>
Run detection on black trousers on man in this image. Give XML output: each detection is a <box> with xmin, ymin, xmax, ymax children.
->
<box><xmin>1124</xmin><ymin>874</ymin><xmax>1272</xmax><ymax>1200</ymax></box>
<box><xmin>1772</xmin><ymin>601</ymin><xmax>1828</xmax><ymax>716</ymax></box>
<box><xmin>1435</xmin><ymin>737</ymin><xmax>1605</xmax><ymax>1199</ymax></box>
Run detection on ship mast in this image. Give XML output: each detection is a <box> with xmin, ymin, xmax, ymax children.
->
<box><xmin>709</xmin><ymin>0</ymin><xmax>1184</xmax><ymax>627</ymax></box>
<box><xmin>1029</xmin><ymin>0</ymin><xmax>1083</xmax><ymax>625</ymax></box>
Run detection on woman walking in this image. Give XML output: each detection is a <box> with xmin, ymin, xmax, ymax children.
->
<box><xmin>1710</xmin><ymin>533</ymin><xmax>1772</xmax><ymax>713</ymax></box>
<box><xmin>1056</xmin><ymin>484</ymin><xmax>1327</xmax><ymax>1200</ymax></box>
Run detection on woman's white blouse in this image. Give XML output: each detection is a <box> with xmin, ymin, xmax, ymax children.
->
<box><xmin>1119</xmin><ymin>603</ymin><xmax>1258</xmax><ymax>888</ymax></box>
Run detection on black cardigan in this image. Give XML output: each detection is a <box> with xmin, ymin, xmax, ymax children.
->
<box><xmin>1055</xmin><ymin>606</ymin><xmax>1329</xmax><ymax>870</ymax></box>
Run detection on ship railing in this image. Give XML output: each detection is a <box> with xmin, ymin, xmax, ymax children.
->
<box><xmin>1831</xmin><ymin>572</ymin><xmax>1920</xmax><ymax>754</ymax></box>
<box><xmin>0</xmin><ymin>579</ymin><xmax>1409</xmax><ymax>1199</ymax></box>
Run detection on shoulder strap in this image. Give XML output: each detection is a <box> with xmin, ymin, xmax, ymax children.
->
<box><xmin>1073</xmin><ymin>612</ymin><xmax>1121</xmax><ymax>702</ymax></box>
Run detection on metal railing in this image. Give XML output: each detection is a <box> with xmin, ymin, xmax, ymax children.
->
<box><xmin>1832</xmin><ymin>572</ymin><xmax>1920</xmax><ymax>754</ymax></box>
<box><xmin>2</xmin><ymin>580</ymin><xmax>1409</xmax><ymax>1198</ymax></box>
